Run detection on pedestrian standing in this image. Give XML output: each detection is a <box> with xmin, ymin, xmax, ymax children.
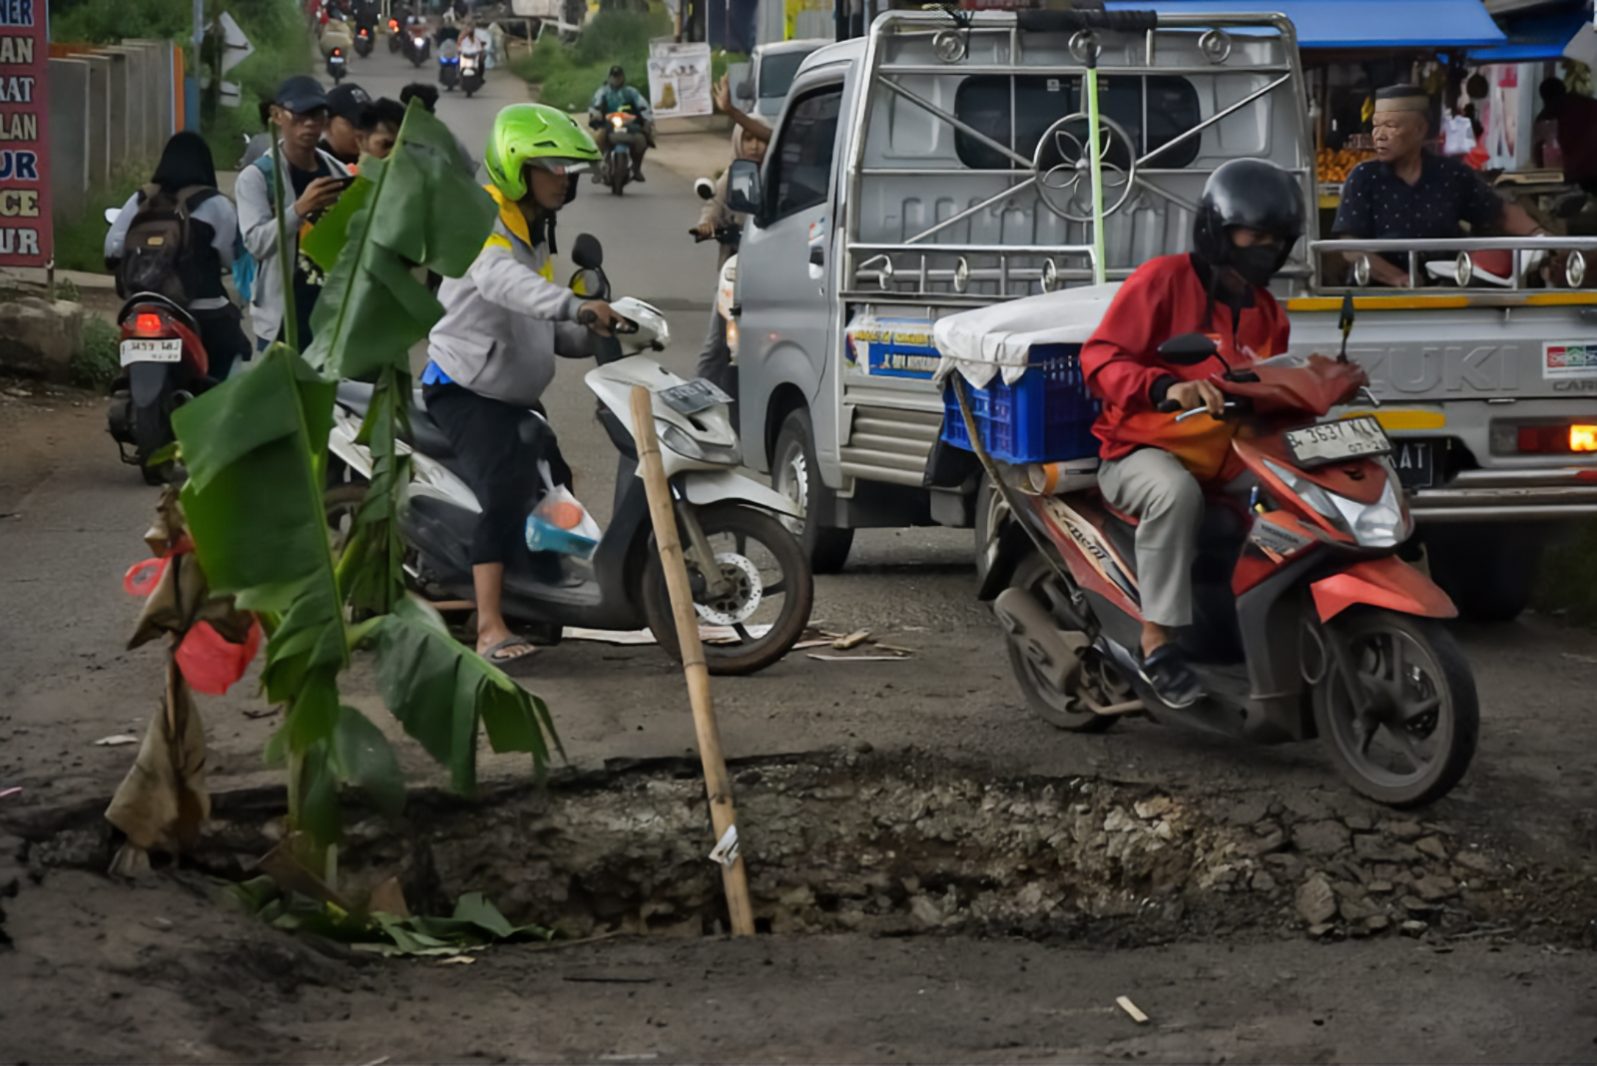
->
<box><xmin>235</xmin><ymin>76</ymin><xmax>352</xmax><ymax>353</ymax></box>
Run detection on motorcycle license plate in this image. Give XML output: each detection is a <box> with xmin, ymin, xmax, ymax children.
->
<box><xmin>1285</xmin><ymin>416</ymin><xmax>1391</xmax><ymax>467</ymax></box>
<box><xmin>120</xmin><ymin>338</ymin><xmax>183</xmax><ymax>366</ymax></box>
<box><xmin>659</xmin><ymin>380</ymin><xmax>731</xmax><ymax>415</ymax></box>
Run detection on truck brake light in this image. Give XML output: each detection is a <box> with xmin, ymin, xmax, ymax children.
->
<box><xmin>1514</xmin><ymin>423</ymin><xmax>1597</xmax><ymax>454</ymax></box>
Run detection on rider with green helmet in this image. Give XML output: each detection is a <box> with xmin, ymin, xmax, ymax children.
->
<box><xmin>421</xmin><ymin>103</ymin><xmax>624</xmax><ymax>666</ymax></box>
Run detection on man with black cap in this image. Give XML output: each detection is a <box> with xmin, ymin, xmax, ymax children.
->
<box><xmin>323</xmin><ymin>82</ymin><xmax>373</xmax><ymax>166</ymax></box>
<box><xmin>588</xmin><ymin>64</ymin><xmax>653</xmax><ymax>182</ymax></box>
<box><xmin>1332</xmin><ymin>84</ymin><xmax>1543</xmax><ymax>287</ymax></box>
<box><xmin>235</xmin><ymin>75</ymin><xmax>352</xmax><ymax>352</ymax></box>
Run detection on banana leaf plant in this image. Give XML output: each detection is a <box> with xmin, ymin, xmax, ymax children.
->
<box><xmin>171</xmin><ymin>103</ymin><xmax>558</xmax><ymax>855</ymax></box>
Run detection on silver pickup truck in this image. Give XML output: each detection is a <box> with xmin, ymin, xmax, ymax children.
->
<box><xmin>725</xmin><ymin>8</ymin><xmax>1597</xmax><ymax>620</ymax></box>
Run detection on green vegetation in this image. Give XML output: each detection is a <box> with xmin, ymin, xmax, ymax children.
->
<box><xmin>1535</xmin><ymin>521</ymin><xmax>1597</xmax><ymax>624</ymax></box>
<box><xmin>511</xmin><ymin>9</ymin><xmax>739</xmax><ymax>112</ymax></box>
<box><xmin>49</xmin><ymin>0</ymin><xmax>311</xmax><ymax>171</ymax></box>
<box><xmin>52</xmin><ymin>168</ymin><xmax>145</xmax><ymax>274</ymax></box>
<box><xmin>168</xmin><ymin>108</ymin><xmax>558</xmax><ymax>857</ymax></box>
<box><xmin>71</xmin><ymin>316</ymin><xmax>122</xmax><ymax>390</ymax></box>
<box><xmin>197</xmin><ymin>0</ymin><xmax>315</xmax><ymax>169</ymax></box>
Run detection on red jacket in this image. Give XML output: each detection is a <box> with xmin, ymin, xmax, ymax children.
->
<box><xmin>1081</xmin><ymin>254</ymin><xmax>1291</xmax><ymax>481</ymax></box>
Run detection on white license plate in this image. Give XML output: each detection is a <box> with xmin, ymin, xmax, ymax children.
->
<box><xmin>120</xmin><ymin>338</ymin><xmax>183</xmax><ymax>366</ymax></box>
<box><xmin>1285</xmin><ymin>416</ymin><xmax>1391</xmax><ymax>466</ymax></box>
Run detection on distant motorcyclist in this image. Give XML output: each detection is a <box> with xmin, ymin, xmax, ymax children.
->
<box><xmin>588</xmin><ymin>64</ymin><xmax>654</xmax><ymax>183</ymax></box>
<box><xmin>420</xmin><ymin>103</ymin><xmax>625</xmax><ymax>666</ymax></box>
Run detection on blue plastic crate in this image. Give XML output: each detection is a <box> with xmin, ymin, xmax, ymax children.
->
<box><xmin>940</xmin><ymin>344</ymin><xmax>1100</xmax><ymax>464</ymax></box>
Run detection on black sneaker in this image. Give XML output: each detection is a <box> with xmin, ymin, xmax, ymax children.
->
<box><xmin>1138</xmin><ymin>644</ymin><xmax>1204</xmax><ymax>709</ymax></box>
<box><xmin>632</xmin><ymin>169</ymin><xmax>646</xmax><ymax>183</ymax></box>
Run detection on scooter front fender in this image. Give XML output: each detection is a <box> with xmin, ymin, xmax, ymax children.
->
<box><xmin>1310</xmin><ymin>556</ymin><xmax>1458</xmax><ymax>623</ymax></box>
<box><xmin>679</xmin><ymin>468</ymin><xmax>800</xmax><ymax>518</ymax></box>
<box><xmin>327</xmin><ymin>407</ymin><xmax>375</xmax><ymax>480</ymax></box>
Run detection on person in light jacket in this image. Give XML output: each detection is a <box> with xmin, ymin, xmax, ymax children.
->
<box><xmin>421</xmin><ymin>103</ymin><xmax>624</xmax><ymax>666</ymax></box>
<box><xmin>234</xmin><ymin>75</ymin><xmax>352</xmax><ymax>352</ymax></box>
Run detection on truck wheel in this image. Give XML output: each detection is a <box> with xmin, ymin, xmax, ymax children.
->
<box><xmin>1425</xmin><ymin>524</ymin><xmax>1544</xmax><ymax>623</ymax></box>
<box><xmin>974</xmin><ymin>474</ymin><xmax>1010</xmax><ymax>586</ymax></box>
<box><xmin>772</xmin><ymin>408</ymin><xmax>854</xmax><ymax>574</ymax></box>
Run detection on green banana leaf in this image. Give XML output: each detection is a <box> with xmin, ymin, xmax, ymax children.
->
<box><xmin>304</xmin><ymin>102</ymin><xmax>498</xmax><ymax>383</ymax></box>
<box><xmin>172</xmin><ymin>347</ymin><xmax>346</xmax><ymax>708</ymax></box>
<box><xmin>375</xmin><ymin>597</ymin><xmax>561</xmax><ymax>793</ymax></box>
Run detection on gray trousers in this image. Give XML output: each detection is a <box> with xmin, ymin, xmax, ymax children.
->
<box><xmin>1098</xmin><ymin>448</ymin><xmax>1251</xmax><ymax>628</ymax></box>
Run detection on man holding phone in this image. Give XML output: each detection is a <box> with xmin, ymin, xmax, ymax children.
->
<box><xmin>236</xmin><ymin>75</ymin><xmax>353</xmax><ymax>352</ymax></box>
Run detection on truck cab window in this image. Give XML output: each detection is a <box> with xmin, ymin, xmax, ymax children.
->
<box><xmin>953</xmin><ymin>75</ymin><xmax>1201</xmax><ymax>171</ymax></box>
<box><xmin>767</xmin><ymin>84</ymin><xmax>844</xmax><ymax>220</ymax></box>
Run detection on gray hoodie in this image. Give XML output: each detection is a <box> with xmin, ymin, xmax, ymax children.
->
<box><xmin>426</xmin><ymin>192</ymin><xmax>590</xmax><ymax>407</ymax></box>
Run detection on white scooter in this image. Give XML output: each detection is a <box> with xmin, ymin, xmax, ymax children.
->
<box><xmin>326</xmin><ymin>234</ymin><xmax>814</xmax><ymax>675</ymax></box>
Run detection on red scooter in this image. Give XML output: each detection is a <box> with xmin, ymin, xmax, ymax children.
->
<box><xmin>977</xmin><ymin>336</ymin><xmax>1478</xmax><ymax>807</ymax></box>
<box><xmin>106</xmin><ymin>293</ymin><xmax>210</xmax><ymax>485</ymax></box>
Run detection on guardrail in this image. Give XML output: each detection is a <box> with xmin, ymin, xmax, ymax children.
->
<box><xmin>1312</xmin><ymin>236</ymin><xmax>1597</xmax><ymax>292</ymax></box>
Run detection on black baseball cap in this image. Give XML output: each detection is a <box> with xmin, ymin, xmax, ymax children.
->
<box><xmin>327</xmin><ymin>83</ymin><xmax>373</xmax><ymax>123</ymax></box>
<box><xmin>609</xmin><ymin>64</ymin><xmax>624</xmax><ymax>78</ymax></box>
<box><xmin>274</xmin><ymin>75</ymin><xmax>329</xmax><ymax>114</ymax></box>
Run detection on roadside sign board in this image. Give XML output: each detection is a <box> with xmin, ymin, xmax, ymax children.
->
<box><xmin>647</xmin><ymin>39</ymin><xmax>712</xmax><ymax>118</ymax></box>
<box><xmin>0</xmin><ymin>0</ymin><xmax>52</xmax><ymax>267</ymax></box>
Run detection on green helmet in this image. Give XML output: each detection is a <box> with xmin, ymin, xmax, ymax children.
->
<box><xmin>483</xmin><ymin>103</ymin><xmax>600</xmax><ymax>202</ymax></box>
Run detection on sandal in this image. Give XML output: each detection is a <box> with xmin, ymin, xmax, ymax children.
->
<box><xmin>480</xmin><ymin>635</ymin><xmax>537</xmax><ymax>668</ymax></box>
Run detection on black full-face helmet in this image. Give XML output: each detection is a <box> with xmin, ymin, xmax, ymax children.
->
<box><xmin>1191</xmin><ymin>158</ymin><xmax>1305</xmax><ymax>287</ymax></box>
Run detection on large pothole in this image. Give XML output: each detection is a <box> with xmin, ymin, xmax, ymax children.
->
<box><xmin>13</xmin><ymin>751</ymin><xmax>1596</xmax><ymax>948</ymax></box>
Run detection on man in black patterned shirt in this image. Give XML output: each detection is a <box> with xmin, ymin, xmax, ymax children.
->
<box><xmin>1332</xmin><ymin>84</ymin><xmax>1543</xmax><ymax>287</ymax></box>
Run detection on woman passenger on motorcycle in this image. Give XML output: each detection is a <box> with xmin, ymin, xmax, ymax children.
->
<box><xmin>1080</xmin><ymin>158</ymin><xmax>1304</xmax><ymax>710</ymax></box>
<box><xmin>421</xmin><ymin>103</ymin><xmax>626</xmax><ymax>665</ymax></box>
<box><xmin>104</xmin><ymin>131</ymin><xmax>252</xmax><ymax>381</ymax></box>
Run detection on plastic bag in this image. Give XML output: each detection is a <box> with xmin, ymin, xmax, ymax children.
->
<box><xmin>525</xmin><ymin>460</ymin><xmax>601</xmax><ymax>558</ymax></box>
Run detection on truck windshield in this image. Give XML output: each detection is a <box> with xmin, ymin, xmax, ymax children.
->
<box><xmin>759</xmin><ymin>50</ymin><xmax>815</xmax><ymax>102</ymax></box>
<box><xmin>953</xmin><ymin>75</ymin><xmax>1201</xmax><ymax>171</ymax></box>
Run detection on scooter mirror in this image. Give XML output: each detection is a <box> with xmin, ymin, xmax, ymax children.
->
<box><xmin>571</xmin><ymin>233</ymin><xmax>604</xmax><ymax>271</ymax></box>
<box><xmin>694</xmin><ymin>177</ymin><xmax>716</xmax><ymax>201</ymax></box>
<box><xmin>1157</xmin><ymin>332</ymin><xmax>1218</xmax><ymax>365</ymax></box>
<box><xmin>103</xmin><ymin>207</ymin><xmax>120</xmax><ymax>225</ymax></box>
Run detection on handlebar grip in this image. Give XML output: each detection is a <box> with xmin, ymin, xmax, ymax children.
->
<box><xmin>1157</xmin><ymin>399</ymin><xmax>1180</xmax><ymax>414</ymax></box>
<box><xmin>577</xmin><ymin>308</ymin><xmax>597</xmax><ymax>326</ymax></box>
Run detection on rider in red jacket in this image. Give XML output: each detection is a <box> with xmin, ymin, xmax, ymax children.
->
<box><xmin>1080</xmin><ymin>159</ymin><xmax>1304</xmax><ymax>708</ymax></box>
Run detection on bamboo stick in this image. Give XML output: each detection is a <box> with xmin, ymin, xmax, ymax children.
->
<box><xmin>628</xmin><ymin>386</ymin><xmax>755</xmax><ymax>936</ymax></box>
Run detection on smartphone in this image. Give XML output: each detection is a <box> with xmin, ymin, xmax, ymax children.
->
<box><xmin>324</xmin><ymin>176</ymin><xmax>357</xmax><ymax>191</ymax></box>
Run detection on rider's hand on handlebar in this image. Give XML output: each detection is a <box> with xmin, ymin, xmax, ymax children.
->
<box><xmin>690</xmin><ymin>222</ymin><xmax>713</xmax><ymax>241</ymax></box>
<box><xmin>578</xmin><ymin>299</ymin><xmax>625</xmax><ymax>336</ymax></box>
<box><xmin>1166</xmin><ymin>379</ymin><xmax>1226</xmax><ymax>417</ymax></box>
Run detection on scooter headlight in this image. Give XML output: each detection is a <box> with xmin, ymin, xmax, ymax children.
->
<box><xmin>1261</xmin><ymin>458</ymin><xmax>1412</xmax><ymax>549</ymax></box>
<box><xmin>658</xmin><ymin>421</ymin><xmax>741</xmax><ymax>466</ymax></box>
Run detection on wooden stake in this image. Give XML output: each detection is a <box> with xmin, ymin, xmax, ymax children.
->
<box><xmin>628</xmin><ymin>386</ymin><xmax>755</xmax><ymax>936</ymax></box>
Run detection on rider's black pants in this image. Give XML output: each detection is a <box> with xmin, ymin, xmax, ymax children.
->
<box><xmin>422</xmin><ymin>382</ymin><xmax>545</xmax><ymax>567</ymax></box>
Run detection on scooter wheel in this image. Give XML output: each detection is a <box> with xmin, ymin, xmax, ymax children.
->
<box><xmin>1002</xmin><ymin>554</ymin><xmax>1114</xmax><ymax>733</ymax></box>
<box><xmin>640</xmin><ymin>502</ymin><xmax>814</xmax><ymax>676</ymax></box>
<box><xmin>1312</xmin><ymin>608</ymin><xmax>1478</xmax><ymax>808</ymax></box>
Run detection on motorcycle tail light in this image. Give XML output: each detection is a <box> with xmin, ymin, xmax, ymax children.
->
<box><xmin>333</xmin><ymin>47</ymin><xmax>343</xmax><ymax>56</ymax></box>
<box><xmin>132</xmin><ymin>312</ymin><xmax>166</xmax><ymax>337</ymax></box>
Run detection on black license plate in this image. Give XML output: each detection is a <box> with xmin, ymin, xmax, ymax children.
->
<box><xmin>1392</xmin><ymin>440</ymin><xmax>1437</xmax><ymax>490</ymax></box>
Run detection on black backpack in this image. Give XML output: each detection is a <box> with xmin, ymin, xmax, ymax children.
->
<box><xmin>116</xmin><ymin>183</ymin><xmax>214</xmax><ymax>304</ymax></box>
